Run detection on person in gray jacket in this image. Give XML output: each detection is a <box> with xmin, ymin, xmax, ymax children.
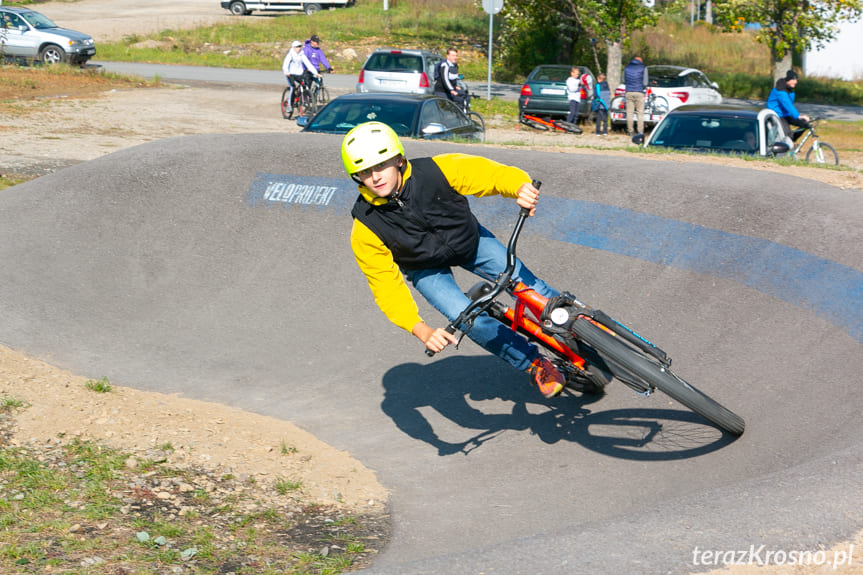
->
<box><xmin>623</xmin><ymin>56</ymin><xmax>648</xmax><ymax>136</ymax></box>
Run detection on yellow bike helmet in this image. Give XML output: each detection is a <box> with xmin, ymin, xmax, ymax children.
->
<box><xmin>341</xmin><ymin>122</ymin><xmax>405</xmax><ymax>176</ymax></box>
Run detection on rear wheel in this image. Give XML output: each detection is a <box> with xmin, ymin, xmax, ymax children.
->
<box><xmin>520</xmin><ymin>114</ymin><xmax>550</xmax><ymax>131</ymax></box>
<box><xmin>570</xmin><ymin>318</ymin><xmax>745</xmax><ymax>435</ymax></box>
<box><xmin>805</xmin><ymin>141</ymin><xmax>839</xmax><ymax>165</ymax></box>
<box><xmin>304</xmin><ymin>3</ymin><xmax>322</xmax><ymax>14</ymax></box>
<box><xmin>281</xmin><ymin>86</ymin><xmax>293</xmax><ymax>119</ymax></box>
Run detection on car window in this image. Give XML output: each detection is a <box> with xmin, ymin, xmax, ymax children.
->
<box><xmin>419</xmin><ymin>100</ymin><xmax>443</xmax><ymax>128</ymax></box>
<box><xmin>533</xmin><ymin>67</ymin><xmax>568</xmax><ymax>82</ymax></box>
<box><xmin>21</xmin><ymin>10</ymin><xmax>57</xmax><ymax>30</ymax></box>
<box><xmin>651</xmin><ymin>115</ymin><xmax>758</xmax><ymax>150</ymax></box>
<box><xmin>650</xmin><ymin>72</ymin><xmax>685</xmax><ymax>88</ymax></box>
<box><xmin>365</xmin><ymin>52</ymin><xmax>423</xmax><ymax>73</ymax></box>
<box><xmin>309</xmin><ymin>100</ymin><xmax>418</xmax><ymax>135</ymax></box>
<box><xmin>4</xmin><ymin>12</ymin><xmax>26</xmax><ymax>29</ymax></box>
<box><xmin>438</xmin><ymin>99</ymin><xmax>469</xmax><ymax>129</ymax></box>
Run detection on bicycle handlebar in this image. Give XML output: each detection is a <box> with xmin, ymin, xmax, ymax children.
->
<box><xmin>425</xmin><ymin>181</ymin><xmax>540</xmax><ymax>357</ymax></box>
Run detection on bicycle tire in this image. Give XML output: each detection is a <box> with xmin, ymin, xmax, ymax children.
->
<box><xmin>570</xmin><ymin>318</ymin><xmax>745</xmax><ymax>435</ymax></box>
<box><xmin>555</xmin><ymin>120</ymin><xmax>583</xmax><ymax>134</ymax></box>
<box><xmin>467</xmin><ymin>111</ymin><xmax>485</xmax><ymax>133</ymax></box>
<box><xmin>317</xmin><ymin>86</ymin><xmax>330</xmax><ymax>106</ymax></box>
<box><xmin>521</xmin><ymin>117</ymin><xmax>550</xmax><ymax>131</ymax></box>
<box><xmin>303</xmin><ymin>88</ymin><xmax>317</xmax><ymax>117</ymax></box>
<box><xmin>805</xmin><ymin>142</ymin><xmax>839</xmax><ymax>165</ymax></box>
<box><xmin>281</xmin><ymin>86</ymin><xmax>293</xmax><ymax>120</ymax></box>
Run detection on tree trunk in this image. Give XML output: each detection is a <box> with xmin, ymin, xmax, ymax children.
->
<box><xmin>606</xmin><ymin>40</ymin><xmax>623</xmax><ymax>90</ymax></box>
<box><xmin>774</xmin><ymin>52</ymin><xmax>793</xmax><ymax>82</ymax></box>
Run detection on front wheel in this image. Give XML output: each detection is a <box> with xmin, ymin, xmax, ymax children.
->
<box><xmin>805</xmin><ymin>141</ymin><xmax>839</xmax><ymax>165</ymax></box>
<box><xmin>39</xmin><ymin>44</ymin><xmax>65</xmax><ymax>65</ymax></box>
<box><xmin>554</xmin><ymin>120</ymin><xmax>583</xmax><ymax>134</ymax></box>
<box><xmin>467</xmin><ymin>111</ymin><xmax>485</xmax><ymax>132</ymax></box>
<box><xmin>302</xmin><ymin>89</ymin><xmax>317</xmax><ymax>116</ymax></box>
<box><xmin>304</xmin><ymin>3</ymin><xmax>322</xmax><ymax>14</ymax></box>
<box><xmin>316</xmin><ymin>86</ymin><xmax>330</xmax><ymax>106</ymax></box>
<box><xmin>229</xmin><ymin>1</ymin><xmax>246</xmax><ymax>15</ymax></box>
<box><xmin>520</xmin><ymin>114</ymin><xmax>550</xmax><ymax>131</ymax></box>
<box><xmin>570</xmin><ymin>318</ymin><xmax>745</xmax><ymax>435</ymax></box>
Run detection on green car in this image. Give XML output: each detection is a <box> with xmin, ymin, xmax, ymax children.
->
<box><xmin>518</xmin><ymin>64</ymin><xmax>595</xmax><ymax>122</ymax></box>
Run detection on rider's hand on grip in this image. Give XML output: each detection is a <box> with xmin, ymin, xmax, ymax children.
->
<box><xmin>425</xmin><ymin>325</ymin><xmax>458</xmax><ymax>357</ymax></box>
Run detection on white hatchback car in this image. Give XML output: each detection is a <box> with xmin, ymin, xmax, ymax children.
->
<box><xmin>0</xmin><ymin>6</ymin><xmax>96</xmax><ymax>66</ymax></box>
<box><xmin>609</xmin><ymin>65</ymin><xmax>722</xmax><ymax>130</ymax></box>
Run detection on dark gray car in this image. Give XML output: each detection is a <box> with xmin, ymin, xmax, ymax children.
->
<box><xmin>0</xmin><ymin>6</ymin><xmax>95</xmax><ymax>66</ymax></box>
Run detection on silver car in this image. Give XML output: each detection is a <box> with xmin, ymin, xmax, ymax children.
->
<box><xmin>0</xmin><ymin>6</ymin><xmax>96</xmax><ymax>66</ymax></box>
<box><xmin>356</xmin><ymin>48</ymin><xmax>443</xmax><ymax>95</ymax></box>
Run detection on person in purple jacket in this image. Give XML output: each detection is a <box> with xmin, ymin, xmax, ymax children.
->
<box><xmin>766</xmin><ymin>69</ymin><xmax>811</xmax><ymax>141</ymax></box>
<box><xmin>302</xmin><ymin>34</ymin><xmax>333</xmax><ymax>89</ymax></box>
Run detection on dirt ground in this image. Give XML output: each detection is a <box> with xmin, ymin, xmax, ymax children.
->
<box><xmin>1</xmin><ymin>0</ymin><xmax>862</xmax><ymax>571</ymax></box>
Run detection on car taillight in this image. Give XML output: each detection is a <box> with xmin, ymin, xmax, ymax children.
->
<box><xmin>670</xmin><ymin>91</ymin><xmax>689</xmax><ymax>103</ymax></box>
<box><xmin>520</xmin><ymin>85</ymin><xmax>532</xmax><ymax>96</ymax></box>
<box><xmin>419</xmin><ymin>72</ymin><xmax>430</xmax><ymax>88</ymax></box>
<box><xmin>358</xmin><ymin>69</ymin><xmax>364</xmax><ymax>84</ymax></box>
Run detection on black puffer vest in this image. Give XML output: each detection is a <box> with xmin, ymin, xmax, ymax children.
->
<box><xmin>351</xmin><ymin>158</ymin><xmax>480</xmax><ymax>270</ymax></box>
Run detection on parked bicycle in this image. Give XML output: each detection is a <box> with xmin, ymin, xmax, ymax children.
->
<box><xmin>789</xmin><ymin>119</ymin><xmax>838</xmax><ymax>165</ymax></box>
<box><xmin>427</xmin><ymin>182</ymin><xmax>745</xmax><ymax>437</ymax></box>
<box><xmin>519</xmin><ymin>113</ymin><xmax>583</xmax><ymax>134</ymax></box>
<box><xmin>281</xmin><ymin>78</ymin><xmax>316</xmax><ymax>120</ymax></box>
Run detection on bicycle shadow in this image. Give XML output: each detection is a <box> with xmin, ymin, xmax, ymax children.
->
<box><xmin>381</xmin><ymin>356</ymin><xmax>739</xmax><ymax>461</ymax></box>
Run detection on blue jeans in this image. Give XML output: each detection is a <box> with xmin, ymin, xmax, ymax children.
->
<box><xmin>402</xmin><ymin>225</ymin><xmax>558</xmax><ymax>372</ymax></box>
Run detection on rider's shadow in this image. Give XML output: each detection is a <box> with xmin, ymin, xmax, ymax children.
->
<box><xmin>381</xmin><ymin>356</ymin><xmax>738</xmax><ymax>460</ymax></box>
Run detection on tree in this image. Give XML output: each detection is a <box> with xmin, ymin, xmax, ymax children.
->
<box><xmin>714</xmin><ymin>0</ymin><xmax>863</xmax><ymax>80</ymax></box>
<box><xmin>554</xmin><ymin>0</ymin><xmax>656</xmax><ymax>88</ymax></box>
<box><xmin>498</xmin><ymin>0</ymin><xmax>655</xmax><ymax>88</ymax></box>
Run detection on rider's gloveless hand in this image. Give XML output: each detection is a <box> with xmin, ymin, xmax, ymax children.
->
<box><xmin>516</xmin><ymin>182</ymin><xmax>540</xmax><ymax>216</ymax></box>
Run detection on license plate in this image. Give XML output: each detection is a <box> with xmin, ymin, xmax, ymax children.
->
<box><xmin>540</xmin><ymin>88</ymin><xmax>565</xmax><ymax>96</ymax></box>
<box><xmin>380</xmin><ymin>79</ymin><xmax>405</xmax><ymax>87</ymax></box>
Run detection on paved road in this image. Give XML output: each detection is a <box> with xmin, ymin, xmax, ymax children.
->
<box><xmin>1</xmin><ymin>130</ymin><xmax>861</xmax><ymax>573</ymax></box>
<box><xmin>93</xmin><ymin>60</ymin><xmax>863</xmax><ymax>121</ymax></box>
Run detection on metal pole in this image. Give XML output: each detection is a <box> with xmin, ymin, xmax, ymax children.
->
<box><xmin>487</xmin><ymin>13</ymin><xmax>493</xmax><ymax>101</ymax></box>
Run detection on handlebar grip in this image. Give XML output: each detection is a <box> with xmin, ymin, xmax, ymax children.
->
<box><xmin>424</xmin><ymin>324</ymin><xmax>458</xmax><ymax>357</ymax></box>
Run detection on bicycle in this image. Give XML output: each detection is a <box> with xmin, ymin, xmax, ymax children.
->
<box><xmin>518</xmin><ymin>112</ymin><xmax>583</xmax><ymax>134</ymax></box>
<box><xmin>608</xmin><ymin>91</ymin><xmax>669</xmax><ymax>132</ymax></box>
<box><xmin>455</xmin><ymin>78</ymin><xmax>485</xmax><ymax>133</ymax></box>
<box><xmin>280</xmin><ymin>78</ymin><xmax>316</xmax><ymax>120</ymax></box>
<box><xmin>789</xmin><ymin>119</ymin><xmax>839</xmax><ymax>165</ymax></box>
<box><xmin>427</xmin><ymin>182</ymin><xmax>745</xmax><ymax>437</ymax></box>
<box><xmin>309</xmin><ymin>74</ymin><xmax>330</xmax><ymax>109</ymax></box>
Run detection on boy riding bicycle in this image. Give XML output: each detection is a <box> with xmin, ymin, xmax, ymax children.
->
<box><xmin>342</xmin><ymin>122</ymin><xmax>565</xmax><ymax>398</ymax></box>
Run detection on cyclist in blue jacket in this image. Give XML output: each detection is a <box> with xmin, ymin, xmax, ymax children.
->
<box><xmin>767</xmin><ymin>70</ymin><xmax>810</xmax><ymax>141</ymax></box>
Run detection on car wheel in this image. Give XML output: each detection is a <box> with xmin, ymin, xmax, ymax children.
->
<box><xmin>229</xmin><ymin>1</ymin><xmax>247</xmax><ymax>15</ymax></box>
<box><xmin>304</xmin><ymin>3</ymin><xmax>322</xmax><ymax>14</ymax></box>
<box><xmin>38</xmin><ymin>45</ymin><xmax>65</xmax><ymax>65</ymax></box>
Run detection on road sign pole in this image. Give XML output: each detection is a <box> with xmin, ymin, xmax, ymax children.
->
<box><xmin>487</xmin><ymin>14</ymin><xmax>493</xmax><ymax>101</ymax></box>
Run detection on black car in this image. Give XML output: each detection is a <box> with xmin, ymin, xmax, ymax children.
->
<box><xmin>299</xmin><ymin>93</ymin><xmax>484</xmax><ymax>142</ymax></box>
<box><xmin>518</xmin><ymin>65</ymin><xmax>595</xmax><ymax>122</ymax></box>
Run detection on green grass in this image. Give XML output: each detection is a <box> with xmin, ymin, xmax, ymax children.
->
<box><xmin>84</xmin><ymin>376</ymin><xmax>113</xmax><ymax>393</ymax></box>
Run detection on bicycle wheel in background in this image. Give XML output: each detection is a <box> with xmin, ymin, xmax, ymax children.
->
<box><xmin>316</xmin><ymin>86</ymin><xmax>330</xmax><ymax>106</ymax></box>
<box><xmin>570</xmin><ymin>318</ymin><xmax>745</xmax><ymax>435</ymax></box>
<box><xmin>520</xmin><ymin>114</ymin><xmax>550</xmax><ymax>131</ymax></box>
<box><xmin>281</xmin><ymin>86</ymin><xmax>293</xmax><ymax>120</ymax></box>
<box><xmin>555</xmin><ymin>120</ymin><xmax>583</xmax><ymax>134</ymax></box>
<box><xmin>302</xmin><ymin>88</ymin><xmax>317</xmax><ymax>117</ymax></box>
<box><xmin>806</xmin><ymin>142</ymin><xmax>839</xmax><ymax>165</ymax></box>
<box><xmin>468</xmin><ymin>111</ymin><xmax>485</xmax><ymax>132</ymax></box>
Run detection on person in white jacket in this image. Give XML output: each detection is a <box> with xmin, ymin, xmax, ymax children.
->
<box><xmin>282</xmin><ymin>40</ymin><xmax>320</xmax><ymax>118</ymax></box>
<box><xmin>564</xmin><ymin>67</ymin><xmax>582</xmax><ymax>124</ymax></box>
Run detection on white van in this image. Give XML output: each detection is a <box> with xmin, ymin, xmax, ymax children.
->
<box><xmin>220</xmin><ymin>0</ymin><xmax>355</xmax><ymax>16</ymax></box>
